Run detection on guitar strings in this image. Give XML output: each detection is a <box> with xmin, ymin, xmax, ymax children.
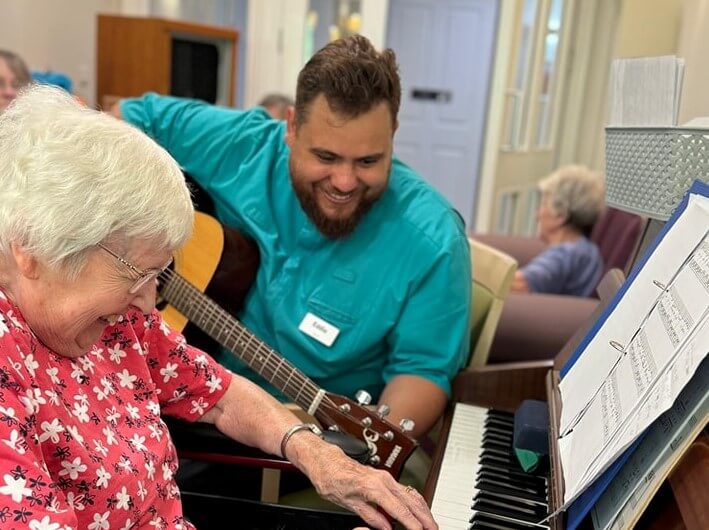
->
<box><xmin>159</xmin><ymin>268</ymin><xmax>342</xmax><ymax>415</ymax></box>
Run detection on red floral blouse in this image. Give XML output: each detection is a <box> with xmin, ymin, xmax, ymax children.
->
<box><xmin>0</xmin><ymin>288</ymin><xmax>232</xmax><ymax>529</ymax></box>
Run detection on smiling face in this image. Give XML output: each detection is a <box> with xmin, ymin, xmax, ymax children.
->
<box><xmin>9</xmin><ymin>239</ymin><xmax>172</xmax><ymax>358</ymax></box>
<box><xmin>285</xmin><ymin>94</ymin><xmax>395</xmax><ymax>239</ymax></box>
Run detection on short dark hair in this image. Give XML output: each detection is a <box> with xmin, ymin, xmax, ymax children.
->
<box><xmin>0</xmin><ymin>50</ymin><xmax>32</xmax><ymax>88</ymax></box>
<box><xmin>294</xmin><ymin>35</ymin><xmax>401</xmax><ymax>127</ymax></box>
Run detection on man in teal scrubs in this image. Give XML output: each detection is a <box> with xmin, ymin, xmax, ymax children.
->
<box><xmin>116</xmin><ymin>35</ymin><xmax>471</xmax><ymax>438</ymax></box>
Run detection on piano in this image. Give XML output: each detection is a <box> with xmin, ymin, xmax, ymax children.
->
<box><xmin>424</xmin><ymin>267</ymin><xmax>709</xmax><ymax>530</ymax></box>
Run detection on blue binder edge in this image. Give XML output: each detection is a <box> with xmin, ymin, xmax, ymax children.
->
<box><xmin>561</xmin><ymin>179</ymin><xmax>709</xmax><ymax>529</ymax></box>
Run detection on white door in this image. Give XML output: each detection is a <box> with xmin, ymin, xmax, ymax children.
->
<box><xmin>386</xmin><ymin>0</ymin><xmax>498</xmax><ymax>227</ymax></box>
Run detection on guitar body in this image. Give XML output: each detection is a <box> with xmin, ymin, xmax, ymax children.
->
<box><xmin>158</xmin><ymin>212</ymin><xmax>417</xmax><ymax>477</ymax></box>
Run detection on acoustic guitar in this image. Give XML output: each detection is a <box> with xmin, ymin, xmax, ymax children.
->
<box><xmin>158</xmin><ymin>212</ymin><xmax>417</xmax><ymax>478</ymax></box>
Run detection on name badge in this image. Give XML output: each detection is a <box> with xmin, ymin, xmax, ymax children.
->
<box><xmin>299</xmin><ymin>312</ymin><xmax>340</xmax><ymax>347</ymax></box>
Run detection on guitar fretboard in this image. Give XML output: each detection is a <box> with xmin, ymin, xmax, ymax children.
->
<box><xmin>159</xmin><ymin>270</ymin><xmax>327</xmax><ymax>414</ymax></box>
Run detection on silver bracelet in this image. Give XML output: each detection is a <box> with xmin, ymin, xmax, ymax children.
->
<box><xmin>280</xmin><ymin>423</ymin><xmax>323</xmax><ymax>459</ymax></box>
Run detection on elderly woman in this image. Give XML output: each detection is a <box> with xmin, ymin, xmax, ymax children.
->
<box><xmin>0</xmin><ymin>49</ymin><xmax>31</xmax><ymax>113</ymax></box>
<box><xmin>511</xmin><ymin>165</ymin><xmax>605</xmax><ymax>297</ymax></box>
<box><xmin>0</xmin><ymin>86</ymin><xmax>435</xmax><ymax>530</ymax></box>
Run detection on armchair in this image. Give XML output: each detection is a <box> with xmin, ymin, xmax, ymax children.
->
<box><xmin>472</xmin><ymin>207</ymin><xmax>644</xmax><ymax>363</ymax></box>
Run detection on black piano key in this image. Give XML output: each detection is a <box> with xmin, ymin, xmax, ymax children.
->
<box><xmin>478</xmin><ymin>467</ymin><xmax>547</xmax><ymax>490</ymax></box>
<box><xmin>474</xmin><ymin>492</ymin><xmax>548</xmax><ymax>522</ymax></box>
<box><xmin>476</xmin><ymin>478</ymin><xmax>547</xmax><ymax>504</ymax></box>
<box><xmin>487</xmin><ymin>409</ymin><xmax>515</xmax><ymax>421</ymax></box>
<box><xmin>472</xmin><ymin>512</ymin><xmax>548</xmax><ymax>530</ymax></box>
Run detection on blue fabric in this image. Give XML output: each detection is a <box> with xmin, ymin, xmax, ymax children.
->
<box><xmin>121</xmin><ymin>93</ymin><xmax>471</xmax><ymax>400</ymax></box>
<box><xmin>32</xmin><ymin>70</ymin><xmax>73</xmax><ymax>93</ymax></box>
<box><xmin>521</xmin><ymin>238</ymin><xmax>603</xmax><ymax>297</ymax></box>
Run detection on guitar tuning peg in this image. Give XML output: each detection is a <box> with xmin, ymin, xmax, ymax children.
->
<box><xmin>377</xmin><ymin>404</ymin><xmax>390</xmax><ymax>418</ymax></box>
<box><xmin>355</xmin><ymin>389</ymin><xmax>372</xmax><ymax>406</ymax></box>
<box><xmin>399</xmin><ymin>418</ymin><xmax>415</xmax><ymax>432</ymax></box>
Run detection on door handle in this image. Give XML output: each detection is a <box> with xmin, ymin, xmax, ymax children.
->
<box><xmin>411</xmin><ymin>89</ymin><xmax>452</xmax><ymax>102</ymax></box>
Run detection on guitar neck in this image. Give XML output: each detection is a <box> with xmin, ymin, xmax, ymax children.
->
<box><xmin>160</xmin><ymin>271</ymin><xmax>327</xmax><ymax>416</ymax></box>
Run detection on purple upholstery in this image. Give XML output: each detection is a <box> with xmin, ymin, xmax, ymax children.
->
<box><xmin>590</xmin><ymin>207</ymin><xmax>644</xmax><ymax>276</ymax></box>
<box><xmin>470</xmin><ymin>207</ymin><xmax>644</xmax><ymax>363</ymax></box>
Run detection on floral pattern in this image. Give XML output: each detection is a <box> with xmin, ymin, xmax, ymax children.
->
<box><xmin>0</xmin><ymin>289</ymin><xmax>231</xmax><ymax>529</ymax></box>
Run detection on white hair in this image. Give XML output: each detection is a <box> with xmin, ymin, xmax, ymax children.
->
<box><xmin>539</xmin><ymin>165</ymin><xmax>605</xmax><ymax>233</ymax></box>
<box><xmin>0</xmin><ymin>84</ymin><xmax>194</xmax><ymax>278</ymax></box>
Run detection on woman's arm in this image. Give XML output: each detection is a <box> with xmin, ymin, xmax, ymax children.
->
<box><xmin>201</xmin><ymin>375</ymin><xmax>437</xmax><ymax>530</ymax></box>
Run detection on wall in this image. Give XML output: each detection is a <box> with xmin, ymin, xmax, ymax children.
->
<box><xmin>677</xmin><ymin>0</ymin><xmax>709</xmax><ymax>123</ymax></box>
<box><xmin>0</xmin><ymin>0</ymin><xmax>123</xmax><ymax>107</ymax></box>
<box><xmin>614</xmin><ymin>0</ymin><xmax>682</xmax><ymax>58</ymax></box>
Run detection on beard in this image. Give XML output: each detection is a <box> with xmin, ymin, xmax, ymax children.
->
<box><xmin>290</xmin><ymin>162</ymin><xmax>387</xmax><ymax>240</ymax></box>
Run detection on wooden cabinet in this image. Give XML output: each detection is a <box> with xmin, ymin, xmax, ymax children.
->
<box><xmin>97</xmin><ymin>14</ymin><xmax>238</xmax><ymax>109</ymax></box>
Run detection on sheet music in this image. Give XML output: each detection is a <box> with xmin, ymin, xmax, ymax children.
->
<box><xmin>608</xmin><ymin>56</ymin><xmax>684</xmax><ymax>127</ymax></box>
<box><xmin>558</xmin><ymin>193</ymin><xmax>709</xmax><ymax>505</ymax></box>
<box><xmin>591</xmin><ymin>358</ymin><xmax>709</xmax><ymax>529</ymax></box>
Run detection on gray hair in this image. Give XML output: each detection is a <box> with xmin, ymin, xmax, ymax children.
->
<box><xmin>0</xmin><ymin>84</ymin><xmax>193</xmax><ymax>279</ymax></box>
<box><xmin>539</xmin><ymin>165</ymin><xmax>605</xmax><ymax>235</ymax></box>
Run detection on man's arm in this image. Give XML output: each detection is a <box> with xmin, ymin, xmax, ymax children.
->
<box><xmin>378</xmin><ymin>374</ymin><xmax>448</xmax><ymax>438</ymax></box>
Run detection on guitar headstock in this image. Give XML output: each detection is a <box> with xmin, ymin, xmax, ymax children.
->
<box><xmin>319</xmin><ymin>393</ymin><xmax>418</xmax><ymax>479</ymax></box>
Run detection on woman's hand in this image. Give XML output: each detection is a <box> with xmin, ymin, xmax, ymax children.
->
<box><xmin>286</xmin><ymin>433</ymin><xmax>438</xmax><ymax>530</ymax></box>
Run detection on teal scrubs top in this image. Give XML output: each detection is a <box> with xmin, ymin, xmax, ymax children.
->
<box><xmin>122</xmin><ymin>94</ymin><xmax>471</xmax><ymax>400</ymax></box>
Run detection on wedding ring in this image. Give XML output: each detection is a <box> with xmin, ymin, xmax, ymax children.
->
<box><xmin>405</xmin><ymin>485</ymin><xmax>415</xmax><ymax>494</ymax></box>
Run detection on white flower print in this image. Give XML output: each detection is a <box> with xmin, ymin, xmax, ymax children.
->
<box><xmin>137</xmin><ymin>480</ymin><xmax>148</xmax><ymax>501</ymax></box>
<box><xmin>59</xmin><ymin>457</ymin><xmax>87</xmax><ymax>480</ymax></box>
<box><xmin>0</xmin><ymin>474</ymin><xmax>32</xmax><ymax>502</ymax></box>
<box><xmin>45</xmin><ymin>366</ymin><xmax>61</xmax><ymax>384</ymax></box>
<box><xmin>96</xmin><ymin>466</ymin><xmax>111</xmax><ymax>488</ymax></box>
<box><xmin>190</xmin><ymin>397</ymin><xmax>208</xmax><ymax>416</ymax></box>
<box><xmin>66</xmin><ymin>491</ymin><xmax>85</xmax><ymax>511</ymax></box>
<box><xmin>39</xmin><ymin>419</ymin><xmax>65</xmax><ymax>443</ymax></box>
<box><xmin>205</xmin><ymin>375</ymin><xmax>223</xmax><ymax>393</ymax></box>
<box><xmin>87</xmin><ymin>511</ymin><xmax>110</xmax><ymax>530</ymax></box>
<box><xmin>44</xmin><ymin>389</ymin><xmax>60</xmax><ymax>406</ymax></box>
<box><xmin>0</xmin><ymin>405</ymin><xmax>16</xmax><ymax>420</ymax></box>
<box><xmin>145</xmin><ymin>460</ymin><xmax>155</xmax><ymax>480</ymax></box>
<box><xmin>70</xmin><ymin>363</ymin><xmax>85</xmax><ymax>384</ymax></box>
<box><xmin>126</xmin><ymin>403</ymin><xmax>140</xmax><ymax>420</ymax></box>
<box><xmin>147</xmin><ymin>424</ymin><xmax>163</xmax><ymax>441</ymax></box>
<box><xmin>161</xmin><ymin>462</ymin><xmax>173</xmax><ymax>481</ymax></box>
<box><xmin>108</xmin><ymin>343</ymin><xmax>127</xmax><ymax>364</ymax></box>
<box><xmin>105</xmin><ymin>406</ymin><xmax>121</xmax><ymax>424</ymax></box>
<box><xmin>129</xmin><ymin>433</ymin><xmax>147</xmax><ymax>452</ymax></box>
<box><xmin>117</xmin><ymin>369</ymin><xmax>137</xmax><ymax>389</ymax></box>
<box><xmin>23</xmin><ymin>353</ymin><xmax>39</xmax><ymax>377</ymax></box>
<box><xmin>3</xmin><ymin>429</ymin><xmax>27</xmax><ymax>454</ymax></box>
<box><xmin>93</xmin><ymin>384</ymin><xmax>110</xmax><ymax>401</ymax></box>
<box><xmin>78</xmin><ymin>355</ymin><xmax>95</xmax><ymax>374</ymax></box>
<box><xmin>168</xmin><ymin>388</ymin><xmax>187</xmax><ymax>403</ymax></box>
<box><xmin>132</xmin><ymin>341</ymin><xmax>144</xmax><ymax>356</ymax></box>
<box><xmin>116</xmin><ymin>485</ymin><xmax>131</xmax><ymax>510</ymax></box>
<box><xmin>117</xmin><ymin>455</ymin><xmax>133</xmax><ymax>473</ymax></box>
<box><xmin>20</xmin><ymin>387</ymin><xmax>46</xmax><ymax>414</ymax></box>
<box><xmin>146</xmin><ymin>400</ymin><xmax>160</xmax><ymax>416</ymax></box>
<box><xmin>148</xmin><ymin>516</ymin><xmax>167</xmax><ymax>529</ymax></box>
<box><xmin>72</xmin><ymin>402</ymin><xmax>90</xmax><ymax>423</ymax></box>
<box><xmin>91</xmin><ymin>345</ymin><xmax>105</xmax><ymax>361</ymax></box>
<box><xmin>194</xmin><ymin>353</ymin><xmax>208</xmax><ymax>366</ymax></box>
<box><xmin>6</xmin><ymin>309</ymin><xmax>23</xmax><ymax>329</ymax></box>
<box><xmin>94</xmin><ymin>439</ymin><xmax>109</xmax><ymax>458</ymax></box>
<box><xmin>103</xmin><ymin>426</ymin><xmax>118</xmax><ymax>446</ymax></box>
<box><xmin>159</xmin><ymin>320</ymin><xmax>171</xmax><ymax>336</ymax></box>
<box><xmin>66</xmin><ymin>425</ymin><xmax>85</xmax><ymax>444</ymax></box>
<box><xmin>0</xmin><ymin>314</ymin><xmax>8</xmax><ymax>337</ymax></box>
<box><xmin>120</xmin><ymin>519</ymin><xmax>135</xmax><ymax>530</ymax></box>
<box><xmin>28</xmin><ymin>515</ymin><xmax>61</xmax><ymax>530</ymax></box>
<box><xmin>159</xmin><ymin>362</ymin><xmax>178</xmax><ymax>383</ymax></box>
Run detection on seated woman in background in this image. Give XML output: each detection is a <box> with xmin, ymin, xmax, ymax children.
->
<box><xmin>0</xmin><ymin>49</ymin><xmax>31</xmax><ymax>112</ymax></box>
<box><xmin>511</xmin><ymin>165</ymin><xmax>605</xmax><ymax>297</ymax></box>
<box><xmin>0</xmin><ymin>85</ymin><xmax>434</xmax><ymax>530</ymax></box>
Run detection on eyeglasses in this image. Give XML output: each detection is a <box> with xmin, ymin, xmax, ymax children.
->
<box><xmin>97</xmin><ymin>243</ymin><xmax>173</xmax><ymax>294</ymax></box>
